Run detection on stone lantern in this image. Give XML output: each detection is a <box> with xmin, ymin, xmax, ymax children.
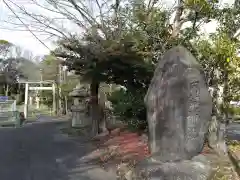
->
<box><xmin>69</xmin><ymin>84</ymin><xmax>90</xmax><ymax>128</ymax></box>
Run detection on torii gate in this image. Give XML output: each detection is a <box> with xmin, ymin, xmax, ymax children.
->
<box><xmin>19</xmin><ymin>80</ymin><xmax>56</xmax><ymax>118</ymax></box>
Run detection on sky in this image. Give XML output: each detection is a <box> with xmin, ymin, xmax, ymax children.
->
<box><xmin>0</xmin><ymin>0</ymin><xmax>236</xmax><ymax>57</ymax></box>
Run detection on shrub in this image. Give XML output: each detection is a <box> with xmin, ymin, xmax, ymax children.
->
<box><xmin>108</xmin><ymin>88</ymin><xmax>147</xmax><ymax>131</ymax></box>
<box><xmin>228</xmin><ymin>106</ymin><xmax>240</xmax><ymax>116</ymax></box>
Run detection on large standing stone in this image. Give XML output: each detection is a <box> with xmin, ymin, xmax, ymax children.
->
<box><xmin>144</xmin><ymin>46</ymin><xmax>212</xmax><ymax>162</ymax></box>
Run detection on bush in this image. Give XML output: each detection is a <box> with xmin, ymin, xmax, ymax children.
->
<box><xmin>228</xmin><ymin>106</ymin><xmax>240</xmax><ymax>116</ymax></box>
<box><xmin>108</xmin><ymin>88</ymin><xmax>147</xmax><ymax>131</ymax></box>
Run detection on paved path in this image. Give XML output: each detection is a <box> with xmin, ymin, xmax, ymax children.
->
<box><xmin>0</xmin><ymin>120</ymin><xmax>116</xmax><ymax>180</ymax></box>
<box><xmin>227</xmin><ymin>122</ymin><xmax>240</xmax><ymax>140</ymax></box>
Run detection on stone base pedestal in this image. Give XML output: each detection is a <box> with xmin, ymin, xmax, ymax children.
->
<box><xmin>71</xmin><ymin>105</ymin><xmax>90</xmax><ymax>128</ymax></box>
<box><xmin>132</xmin><ymin>155</ymin><xmax>212</xmax><ymax>180</ymax></box>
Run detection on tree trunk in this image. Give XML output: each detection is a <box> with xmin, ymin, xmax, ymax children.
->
<box><xmin>64</xmin><ymin>96</ymin><xmax>68</xmax><ymax>115</ymax></box>
<box><xmin>214</xmin><ymin>68</ymin><xmax>229</xmax><ymax>155</ymax></box>
<box><xmin>208</xmin><ymin>83</ymin><xmax>220</xmax><ymax>149</ymax></box>
<box><xmin>5</xmin><ymin>84</ymin><xmax>9</xmax><ymax>97</ymax></box>
<box><xmin>90</xmin><ymin>79</ymin><xmax>100</xmax><ymax>137</ymax></box>
<box><xmin>207</xmin><ymin>69</ymin><xmax>227</xmax><ymax>155</ymax></box>
<box><xmin>98</xmin><ymin>90</ymin><xmax>108</xmax><ymax>133</ymax></box>
<box><xmin>207</xmin><ymin>69</ymin><xmax>220</xmax><ymax>147</ymax></box>
<box><xmin>55</xmin><ymin>82</ymin><xmax>60</xmax><ymax>115</ymax></box>
<box><xmin>222</xmin><ymin>69</ymin><xmax>230</xmax><ymax>125</ymax></box>
<box><xmin>171</xmin><ymin>0</ymin><xmax>184</xmax><ymax>38</ymax></box>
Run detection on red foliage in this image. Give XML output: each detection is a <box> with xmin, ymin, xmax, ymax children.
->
<box><xmin>96</xmin><ymin>130</ymin><xmax>212</xmax><ymax>164</ymax></box>
<box><xmin>98</xmin><ymin>130</ymin><xmax>150</xmax><ymax>163</ymax></box>
<box><xmin>96</xmin><ymin>130</ymin><xmax>215</xmax><ymax>169</ymax></box>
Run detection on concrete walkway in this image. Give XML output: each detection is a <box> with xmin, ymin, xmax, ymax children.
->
<box><xmin>0</xmin><ymin>119</ymin><xmax>116</xmax><ymax>180</ymax></box>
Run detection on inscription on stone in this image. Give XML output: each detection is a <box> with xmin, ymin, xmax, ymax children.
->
<box><xmin>144</xmin><ymin>46</ymin><xmax>212</xmax><ymax>162</ymax></box>
<box><xmin>133</xmin><ymin>46</ymin><xmax>212</xmax><ymax>180</ymax></box>
<box><xmin>187</xmin><ymin>82</ymin><xmax>200</xmax><ymax>128</ymax></box>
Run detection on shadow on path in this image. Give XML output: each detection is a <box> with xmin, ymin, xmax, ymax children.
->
<box><xmin>0</xmin><ymin>120</ymin><xmax>115</xmax><ymax>180</ymax></box>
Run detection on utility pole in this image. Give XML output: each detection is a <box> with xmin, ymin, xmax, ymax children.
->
<box><xmin>58</xmin><ymin>62</ymin><xmax>63</xmax><ymax>115</ymax></box>
<box><xmin>63</xmin><ymin>66</ymin><xmax>68</xmax><ymax>115</ymax></box>
<box><xmin>40</xmin><ymin>68</ymin><xmax>43</xmax><ymax>108</ymax></box>
<box><xmin>24</xmin><ymin>82</ymin><xmax>29</xmax><ymax>119</ymax></box>
<box><xmin>52</xmin><ymin>83</ymin><xmax>56</xmax><ymax>115</ymax></box>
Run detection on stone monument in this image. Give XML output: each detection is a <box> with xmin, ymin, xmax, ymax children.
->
<box><xmin>133</xmin><ymin>46</ymin><xmax>213</xmax><ymax>179</ymax></box>
<box><xmin>69</xmin><ymin>84</ymin><xmax>90</xmax><ymax>128</ymax></box>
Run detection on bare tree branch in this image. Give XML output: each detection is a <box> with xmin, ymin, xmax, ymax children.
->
<box><xmin>171</xmin><ymin>0</ymin><xmax>185</xmax><ymax>38</ymax></box>
<box><xmin>3</xmin><ymin>0</ymin><xmax>52</xmax><ymax>51</ymax></box>
<box><xmin>7</xmin><ymin>0</ymin><xmax>70</xmax><ymax>38</ymax></box>
<box><xmin>4</xmin><ymin>0</ymin><xmax>117</xmax><ymax>40</ymax></box>
<box><xmin>0</xmin><ymin>21</ymin><xmax>63</xmax><ymax>39</ymax></box>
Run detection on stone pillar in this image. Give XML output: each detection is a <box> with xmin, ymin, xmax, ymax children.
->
<box><xmin>36</xmin><ymin>96</ymin><xmax>40</xmax><ymax>109</ymax></box>
<box><xmin>29</xmin><ymin>96</ymin><xmax>33</xmax><ymax>106</ymax></box>
<box><xmin>24</xmin><ymin>83</ymin><xmax>29</xmax><ymax>119</ymax></box>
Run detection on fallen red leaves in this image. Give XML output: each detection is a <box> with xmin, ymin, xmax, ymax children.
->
<box><xmin>93</xmin><ymin>130</ymin><xmax>212</xmax><ymax>166</ymax></box>
<box><xmin>94</xmin><ymin>130</ymin><xmax>150</xmax><ymax>165</ymax></box>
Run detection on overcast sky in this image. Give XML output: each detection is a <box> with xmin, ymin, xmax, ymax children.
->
<box><xmin>0</xmin><ymin>0</ymin><xmax>235</xmax><ymax>57</ymax></box>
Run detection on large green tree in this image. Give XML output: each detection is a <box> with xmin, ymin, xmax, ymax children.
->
<box><xmin>192</xmin><ymin>3</ymin><xmax>240</xmax><ymax>150</ymax></box>
<box><xmin>9</xmin><ymin>0</ymin><xmax>239</xmax><ymax>139</ymax></box>
<box><xmin>50</xmin><ymin>0</ymin><xmax>219</xmax><ymax>136</ymax></box>
<box><xmin>0</xmin><ymin>40</ymin><xmax>41</xmax><ymax>101</ymax></box>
